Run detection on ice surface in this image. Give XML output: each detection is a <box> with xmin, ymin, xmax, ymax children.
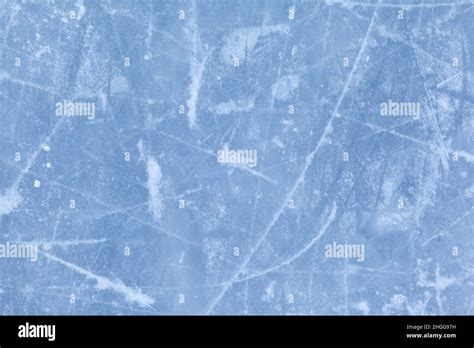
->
<box><xmin>0</xmin><ymin>0</ymin><xmax>472</xmax><ymax>314</ymax></box>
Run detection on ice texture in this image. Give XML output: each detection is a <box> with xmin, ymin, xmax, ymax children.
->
<box><xmin>0</xmin><ymin>0</ymin><xmax>472</xmax><ymax>315</ymax></box>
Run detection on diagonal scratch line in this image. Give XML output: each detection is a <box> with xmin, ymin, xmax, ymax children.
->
<box><xmin>158</xmin><ymin>131</ymin><xmax>275</xmax><ymax>184</ymax></box>
<box><xmin>408</xmin><ymin>37</ymin><xmax>450</xmax><ymax>171</ymax></box>
<box><xmin>436</xmin><ymin>72</ymin><xmax>461</xmax><ymax>88</ymax></box>
<box><xmin>231</xmin><ymin>203</ymin><xmax>337</xmax><ymax>284</ymax></box>
<box><xmin>0</xmin><ymin>70</ymin><xmax>55</xmax><ymax>94</ymax></box>
<box><xmin>342</xmin><ymin>116</ymin><xmax>429</xmax><ymax>146</ymax></box>
<box><xmin>39</xmin><ymin>250</ymin><xmax>155</xmax><ymax>308</ymax></box>
<box><xmin>204</xmin><ymin>3</ymin><xmax>379</xmax><ymax>314</ymax></box>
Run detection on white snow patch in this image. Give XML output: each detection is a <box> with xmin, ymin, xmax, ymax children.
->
<box><xmin>34</xmin><ymin>45</ymin><xmax>51</xmax><ymax>59</ymax></box>
<box><xmin>353</xmin><ymin>300</ymin><xmax>370</xmax><ymax>314</ymax></box>
<box><xmin>261</xmin><ymin>280</ymin><xmax>276</xmax><ymax>302</ymax></box>
<box><xmin>272</xmin><ymin>136</ymin><xmax>284</xmax><ymax>148</ymax></box>
<box><xmin>137</xmin><ymin>139</ymin><xmax>165</xmax><ymax>221</ymax></box>
<box><xmin>220</xmin><ymin>25</ymin><xmax>290</xmax><ymax>65</ymax></box>
<box><xmin>382</xmin><ymin>294</ymin><xmax>407</xmax><ymax>314</ymax></box>
<box><xmin>456</xmin><ymin>150</ymin><xmax>474</xmax><ymax>163</ymax></box>
<box><xmin>209</xmin><ymin>97</ymin><xmax>254</xmax><ymax>115</ymax></box>
<box><xmin>76</xmin><ymin>0</ymin><xmax>86</xmax><ymax>20</ymax></box>
<box><xmin>110</xmin><ymin>74</ymin><xmax>129</xmax><ymax>95</ymax></box>
<box><xmin>186</xmin><ymin>56</ymin><xmax>207</xmax><ymax>129</ymax></box>
<box><xmin>271</xmin><ymin>74</ymin><xmax>300</xmax><ymax>101</ymax></box>
<box><xmin>373</xmin><ymin>212</ymin><xmax>404</xmax><ymax>232</ymax></box>
<box><xmin>146</xmin><ymin>157</ymin><xmax>164</xmax><ymax>221</ymax></box>
<box><xmin>0</xmin><ymin>187</ymin><xmax>22</xmax><ymax>216</ymax></box>
<box><xmin>137</xmin><ymin>139</ymin><xmax>146</xmax><ymax>161</ymax></box>
<box><xmin>381</xmin><ymin>176</ymin><xmax>401</xmax><ymax>206</ymax></box>
<box><xmin>465</xmin><ymin>184</ymin><xmax>474</xmax><ymax>198</ymax></box>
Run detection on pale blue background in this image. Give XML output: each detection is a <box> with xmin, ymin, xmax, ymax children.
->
<box><xmin>0</xmin><ymin>0</ymin><xmax>472</xmax><ymax>314</ymax></box>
